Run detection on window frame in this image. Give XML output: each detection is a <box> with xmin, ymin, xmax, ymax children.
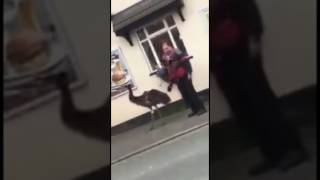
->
<box><xmin>136</xmin><ymin>14</ymin><xmax>180</xmax><ymax>73</ymax></box>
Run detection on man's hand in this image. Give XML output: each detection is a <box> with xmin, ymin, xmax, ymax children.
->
<box><xmin>187</xmin><ymin>73</ymin><xmax>192</xmax><ymax>80</ymax></box>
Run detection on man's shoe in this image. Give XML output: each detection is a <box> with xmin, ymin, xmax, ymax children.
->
<box><xmin>278</xmin><ymin>150</ymin><xmax>309</xmax><ymax>172</ymax></box>
<box><xmin>196</xmin><ymin>108</ymin><xmax>207</xmax><ymax>116</ymax></box>
<box><xmin>188</xmin><ymin>112</ymin><xmax>197</xmax><ymax>117</ymax></box>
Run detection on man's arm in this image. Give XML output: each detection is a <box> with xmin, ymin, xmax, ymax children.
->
<box><xmin>167</xmin><ymin>82</ymin><xmax>174</xmax><ymax>92</ymax></box>
<box><xmin>242</xmin><ymin>0</ymin><xmax>264</xmax><ymax>58</ymax></box>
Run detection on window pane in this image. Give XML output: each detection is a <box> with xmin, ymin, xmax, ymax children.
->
<box><xmin>165</xmin><ymin>15</ymin><xmax>175</xmax><ymax>27</ymax></box>
<box><xmin>171</xmin><ymin>27</ymin><xmax>187</xmax><ymax>53</ymax></box>
<box><xmin>142</xmin><ymin>42</ymin><xmax>158</xmax><ymax>71</ymax></box>
<box><xmin>137</xmin><ymin>29</ymin><xmax>146</xmax><ymax>40</ymax></box>
<box><xmin>145</xmin><ymin>20</ymin><xmax>165</xmax><ymax>35</ymax></box>
<box><xmin>150</xmin><ymin>32</ymin><xmax>172</xmax><ymax>63</ymax></box>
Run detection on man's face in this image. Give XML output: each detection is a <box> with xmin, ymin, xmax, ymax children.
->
<box><xmin>162</xmin><ymin>43</ymin><xmax>174</xmax><ymax>55</ymax></box>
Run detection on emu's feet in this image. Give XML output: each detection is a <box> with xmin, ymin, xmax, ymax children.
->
<box><xmin>149</xmin><ymin>126</ymin><xmax>154</xmax><ymax>131</ymax></box>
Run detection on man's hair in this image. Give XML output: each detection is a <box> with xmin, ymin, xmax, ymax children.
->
<box><xmin>160</xmin><ymin>40</ymin><xmax>173</xmax><ymax>48</ymax></box>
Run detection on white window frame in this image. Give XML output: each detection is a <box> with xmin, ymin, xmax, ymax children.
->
<box><xmin>136</xmin><ymin>15</ymin><xmax>180</xmax><ymax>73</ymax></box>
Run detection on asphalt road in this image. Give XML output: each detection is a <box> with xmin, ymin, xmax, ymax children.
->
<box><xmin>111</xmin><ymin>125</ymin><xmax>209</xmax><ymax>180</ymax></box>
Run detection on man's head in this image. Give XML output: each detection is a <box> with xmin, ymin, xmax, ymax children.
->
<box><xmin>161</xmin><ymin>41</ymin><xmax>174</xmax><ymax>55</ymax></box>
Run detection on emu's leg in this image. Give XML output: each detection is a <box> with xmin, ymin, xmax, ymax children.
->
<box><xmin>155</xmin><ymin>105</ymin><xmax>162</xmax><ymax>119</ymax></box>
<box><xmin>149</xmin><ymin>107</ymin><xmax>155</xmax><ymax>131</ymax></box>
<box><xmin>155</xmin><ymin>105</ymin><xmax>167</xmax><ymax>126</ymax></box>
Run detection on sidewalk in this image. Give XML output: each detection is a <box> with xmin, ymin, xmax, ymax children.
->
<box><xmin>111</xmin><ymin>102</ymin><xmax>209</xmax><ymax>162</ymax></box>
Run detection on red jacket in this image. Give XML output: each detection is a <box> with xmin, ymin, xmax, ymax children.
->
<box><xmin>169</xmin><ymin>66</ymin><xmax>187</xmax><ymax>82</ymax></box>
<box><xmin>163</xmin><ymin>53</ymin><xmax>192</xmax><ymax>82</ymax></box>
<box><xmin>212</xmin><ymin>18</ymin><xmax>247</xmax><ymax>53</ymax></box>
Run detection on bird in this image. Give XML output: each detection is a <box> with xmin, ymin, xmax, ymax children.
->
<box><xmin>36</xmin><ymin>72</ymin><xmax>110</xmax><ymax>142</ymax></box>
<box><xmin>126</xmin><ymin>84</ymin><xmax>171</xmax><ymax>130</ymax></box>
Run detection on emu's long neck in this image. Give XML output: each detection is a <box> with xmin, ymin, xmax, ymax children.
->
<box><xmin>128</xmin><ymin>86</ymin><xmax>140</xmax><ymax>103</ymax></box>
<box><xmin>59</xmin><ymin>85</ymin><xmax>76</xmax><ymax>114</ymax></box>
<box><xmin>127</xmin><ymin>86</ymin><xmax>134</xmax><ymax>99</ymax></box>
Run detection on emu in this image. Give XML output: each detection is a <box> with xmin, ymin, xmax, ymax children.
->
<box><xmin>126</xmin><ymin>84</ymin><xmax>171</xmax><ymax>130</ymax></box>
<box><xmin>37</xmin><ymin>72</ymin><xmax>109</xmax><ymax>142</ymax></box>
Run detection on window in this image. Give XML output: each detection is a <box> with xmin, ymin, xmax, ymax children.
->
<box><xmin>136</xmin><ymin>15</ymin><xmax>186</xmax><ymax>72</ymax></box>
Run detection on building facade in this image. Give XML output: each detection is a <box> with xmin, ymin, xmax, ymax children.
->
<box><xmin>111</xmin><ymin>0</ymin><xmax>209</xmax><ymax>127</ymax></box>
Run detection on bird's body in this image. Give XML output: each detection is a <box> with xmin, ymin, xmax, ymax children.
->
<box><xmin>38</xmin><ymin>73</ymin><xmax>110</xmax><ymax>142</ymax></box>
<box><xmin>126</xmin><ymin>84</ymin><xmax>171</xmax><ymax>130</ymax></box>
<box><xmin>59</xmin><ymin>84</ymin><xmax>109</xmax><ymax>142</ymax></box>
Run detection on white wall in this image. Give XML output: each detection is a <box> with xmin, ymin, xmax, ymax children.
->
<box><xmin>111</xmin><ymin>0</ymin><xmax>141</xmax><ymax>14</ymax></box>
<box><xmin>211</xmin><ymin>0</ymin><xmax>317</xmax><ymax>123</ymax></box>
<box><xmin>4</xmin><ymin>0</ymin><xmax>109</xmax><ymax>179</ymax></box>
<box><xmin>111</xmin><ymin>0</ymin><xmax>209</xmax><ymax>127</ymax></box>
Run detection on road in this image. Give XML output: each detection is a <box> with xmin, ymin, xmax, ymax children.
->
<box><xmin>112</xmin><ymin>125</ymin><xmax>209</xmax><ymax>180</ymax></box>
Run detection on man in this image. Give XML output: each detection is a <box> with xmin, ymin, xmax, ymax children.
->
<box><xmin>162</xmin><ymin>41</ymin><xmax>207</xmax><ymax>117</ymax></box>
<box><xmin>211</xmin><ymin>0</ymin><xmax>308</xmax><ymax>176</ymax></box>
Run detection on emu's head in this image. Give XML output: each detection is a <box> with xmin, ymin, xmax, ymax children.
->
<box><xmin>125</xmin><ymin>84</ymin><xmax>132</xmax><ymax>89</ymax></box>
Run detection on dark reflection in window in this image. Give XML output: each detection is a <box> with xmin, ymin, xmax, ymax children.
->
<box><xmin>146</xmin><ymin>20</ymin><xmax>165</xmax><ymax>35</ymax></box>
<box><xmin>165</xmin><ymin>15</ymin><xmax>175</xmax><ymax>27</ymax></box>
<box><xmin>142</xmin><ymin>42</ymin><xmax>158</xmax><ymax>71</ymax></box>
<box><xmin>137</xmin><ymin>29</ymin><xmax>146</xmax><ymax>40</ymax></box>
<box><xmin>171</xmin><ymin>27</ymin><xmax>187</xmax><ymax>53</ymax></box>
